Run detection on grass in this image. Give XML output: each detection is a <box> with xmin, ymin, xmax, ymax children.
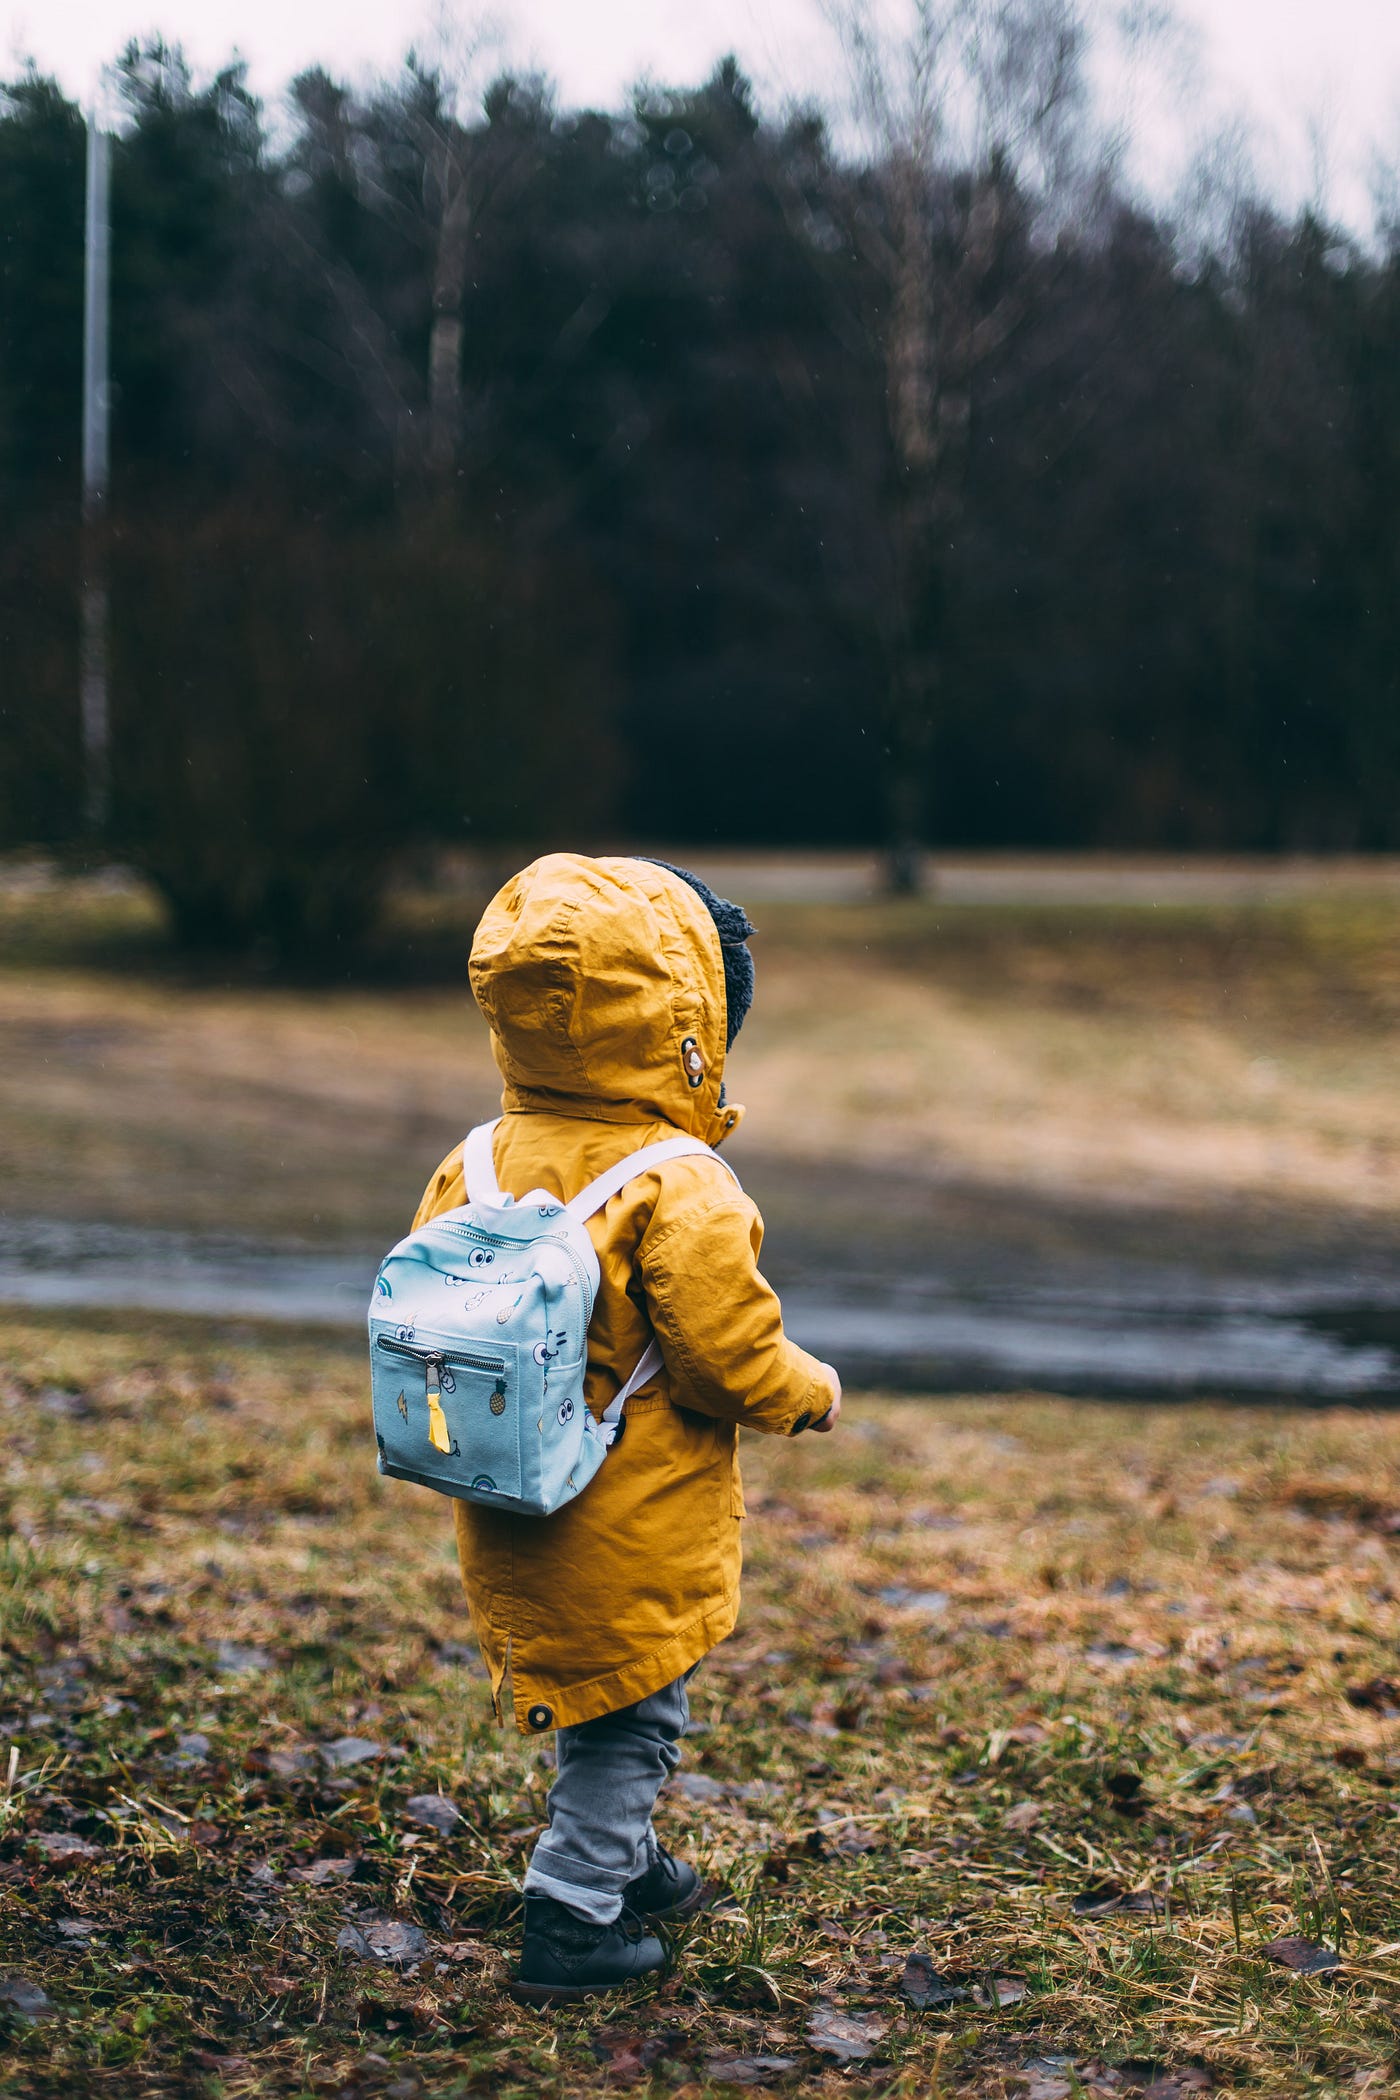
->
<box><xmin>2</xmin><ymin>860</ymin><xmax>1399</xmax><ymax>1248</ymax></box>
<box><xmin>2</xmin><ymin>1311</ymin><xmax>1400</xmax><ymax>2096</ymax></box>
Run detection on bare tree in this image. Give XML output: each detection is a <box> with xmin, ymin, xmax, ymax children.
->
<box><xmin>291</xmin><ymin>13</ymin><xmax>543</xmax><ymax>492</ymax></box>
<box><xmin>822</xmin><ymin>0</ymin><xmax>1134</xmax><ymax>889</ymax></box>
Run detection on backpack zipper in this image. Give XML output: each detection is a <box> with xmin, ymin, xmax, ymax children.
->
<box><xmin>376</xmin><ymin>1335</ymin><xmax>506</xmax><ymax>1376</ymax></box>
<box><xmin>376</xmin><ymin>1335</ymin><xmax>508</xmax><ymax>1456</ymax></box>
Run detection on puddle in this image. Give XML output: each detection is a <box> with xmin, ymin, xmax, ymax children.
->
<box><xmin>2</xmin><ymin>1215</ymin><xmax>1398</xmax><ymax>1400</ymax></box>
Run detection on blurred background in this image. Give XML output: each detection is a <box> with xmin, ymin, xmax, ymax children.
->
<box><xmin>2</xmin><ymin>0</ymin><xmax>1399</xmax><ymax>1399</ymax></box>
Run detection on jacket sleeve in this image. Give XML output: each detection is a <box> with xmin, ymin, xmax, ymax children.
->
<box><xmin>638</xmin><ymin>1182</ymin><xmax>836</xmax><ymax>1437</ymax></box>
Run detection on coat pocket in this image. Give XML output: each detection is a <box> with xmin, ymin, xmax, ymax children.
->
<box><xmin>718</xmin><ymin>1420</ymin><xmax>746</xmax><ymax>1518</ymax></box>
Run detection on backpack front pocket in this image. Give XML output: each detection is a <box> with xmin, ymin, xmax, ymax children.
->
<box><xmin>372</xmin><ymin>1333</ymin><xmax>522</xmax><ymax>1499</ymax></box>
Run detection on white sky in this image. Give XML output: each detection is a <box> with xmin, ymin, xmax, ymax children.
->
<box><xmin>7</xmin><ymin>0</ymin><xmax>1400</xmax><ymax>231</ymax></box>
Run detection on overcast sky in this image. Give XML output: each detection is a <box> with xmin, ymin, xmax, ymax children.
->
<box><xmin>7</xmin><ymin>0</ymin><xmax>1399</xmax><ymax>231</ymax></box>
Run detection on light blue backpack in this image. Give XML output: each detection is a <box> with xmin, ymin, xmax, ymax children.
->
<box><xmin>368</xmin><ymin>1120</ymin><xmax>736</xmax><ymax>1514</ymax></box>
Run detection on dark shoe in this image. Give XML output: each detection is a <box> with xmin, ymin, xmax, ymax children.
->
<box><xmin>512</xmin><ymin>1894</ymin><xmax>666</xmax><ymax>2004</ymax></box>
<box><xmin>623</xmin><ymin>1843</ymin><xmax>705</xmax><ymax>1924</ymax></box>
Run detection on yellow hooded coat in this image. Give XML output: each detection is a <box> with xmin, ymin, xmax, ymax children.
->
<box><xmin>412</xmin><ymin>853</ymin><xmax>833</xmax><ymax>1734</ymax></box>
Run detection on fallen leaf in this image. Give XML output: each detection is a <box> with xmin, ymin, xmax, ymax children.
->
<box><xmin>973</xmin><ymin>1974</ymin><xmax>1027</xmax><ymax>2009</ymax></box>
<box><xmin>806</xmin><ymin>2003</ymin><xmax>887</xmax><ymax>2061</ymax></box>
<box><xmin>590</xmin><ymin>2027</ymin><xmax>676</xmax><ymax>2079</ymax></box>
<box><xmin>266</xmin><ymin>1747</ymin><xmax>316</xmax><ymax>1780</ymax></box>
<box><xmin>1142</xmin><ymin>2072</ymin><xmax>1214</xmax><ymax>2097</ymax></box>
<box><xmin>1003</xmin><ymin>1800</ymin><xmax>1042</xmax><ymax>1832</ymax></box>
<box><xmin>703</xmin><ymin>2057</ymin><xmax>798</xmax><ymax>2087</ymax></box>
<box><xmin>293</xmin><ymin>1855</ymin><xmax>358</xmax><ymax>1884</ymax></box>
<box><xmin>1261</xmin><ymin>1935</ymin><xmax>1342</xmax><ymax>1975</ymax></box>
<box><xmin>901</xmin><ymin>1951</ymin><xmax>970</xmax><ymax>2009</ymax></box>
<box><xmin>404</xmin><ymin>1792</ymin><xmax>462</xmax><ymax>1835</ymax></box>
<box><xmin>0</xmin><ymin>1974</ymin><xmax>52</xmax><ymax>2021</ymax></box>
<box><xmin>1071</xmin><ymin>1882</ymin><xmax>1159</xmax><ymax>1918</ymax></box>
<box><xmin>337</xmin><ymin>1918</ymin><xmax>428</xmax><ymax>1966</ymax></box>
<box><xmin>1345</xmin><ymin>1678</ymin><xmax>1400</xmax><ymax>1715</ymax></box>
<box><xmin>55</xmin><ymin>1918</ymin><xmax>98</xmax><ymax>1941</ymax></box>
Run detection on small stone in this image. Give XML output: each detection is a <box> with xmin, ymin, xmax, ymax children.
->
<box><xmin>337</xmin><ymin>1917</ymin><xmax>428</xmax><ymax>1966</ymax></box>
<box><xmin>29</xmin><ymin>1831</ymin><xmax>101</xmax><ymax>1864</ymax></box>
<box><xmin>320</xmin><ymin>1736</ymin><xmax>384</xmax><ymax>1768</ymax></box>
<box><xmin>669</xmin><ymin>1771</ymin><xmax>726</xmax><ymax>1802</ymax></box>
<box><xmin>212</xmin><ymin>1642</ymin><xmax>271</xmax><ymax>1674</ymax></box>
<box><xmin>404</xmin><ymin>1793</ymin><xmax>462</xmax><ymax>1835</ymax></box>
<box><xmin>877</xmin><ymin>1587</ymin><xmax>949</xmax><ymax>1615</ymax></box>
<box><xmin>0</xmin><ymin>1973</ymin><xmax>52</xmax><ymax>2020</ymax></box>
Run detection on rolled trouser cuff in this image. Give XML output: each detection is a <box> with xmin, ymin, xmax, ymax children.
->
<box><xmin>523</xmin><ymin>1841</ymin><xmax>630</xmax><ymax>1924</ymax></box>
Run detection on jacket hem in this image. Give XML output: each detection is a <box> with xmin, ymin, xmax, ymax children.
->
<box><xmin>510</xmin><ymin>1587</ymin><xmax>740</xmax><ymax>1734</ymax></box>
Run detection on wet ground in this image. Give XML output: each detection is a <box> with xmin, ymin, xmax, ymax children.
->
<box><xmin>5</xmin><ymin>1155</ymin><xmax>1398</xmax><ymax>1402</ymax></box>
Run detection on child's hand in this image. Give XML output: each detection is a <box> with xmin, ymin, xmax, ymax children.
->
<box><xmin>809</xmin><ymin>1366</ymin><xmax>842</xmax><ymax>1433</ymax></box>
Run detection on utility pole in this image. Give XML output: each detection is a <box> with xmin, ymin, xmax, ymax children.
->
<box><xmin>80</xmin><ymin>104</ymin><xmax>111</xmax><ymax>837</ymax></box>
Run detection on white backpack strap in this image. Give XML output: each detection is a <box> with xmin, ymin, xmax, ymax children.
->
<box><xmin>569</xmin><ymin>1134</ymin><xmax>742</xmax><ymax>1447</ymax></box>
<box><xmin>598</xmin><ymin>1339</ymin><xmax>664</xmax><ymax>1446</ymax></box>
<box><xmin>564</xmin><ymin>1135</ymin><xmax>738</xmax><ymax>1226</ymax></box>
<box><xmin>462</xmin><ymin>1119</ymin><xmax>503</xmax><ymax>1206</ymax></box>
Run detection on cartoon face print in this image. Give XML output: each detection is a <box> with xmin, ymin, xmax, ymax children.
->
<box><xmin>394</xmin><ymin>1324</ymin><xmax>415</xmax><ymax>1343</ymax></box>
<box><xmin>532</xmin><ymin>1330</ymin><xmax>569</xmax><ymax>1367</ymax></box>
<box><xmin>556</xmin><ymin>1397</ymin><xmax>575</xmax><ymax>1426</ymax></box>
<box><xmin>468</xmin><ymin>1247</ymin><xmax>494</xmax><ymax>1270</ymax></box>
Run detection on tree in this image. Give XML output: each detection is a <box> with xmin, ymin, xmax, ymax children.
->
<box><xmin>821</xmin><ymin>0</ymin><xmax>1125</xmax><ymax>888</ymax></box>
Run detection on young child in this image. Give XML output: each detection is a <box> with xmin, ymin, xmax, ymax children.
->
<box><xmin>411</xmin><ymin>852</ymin><xmax>841</xmax><ymax>2001</ymax></box>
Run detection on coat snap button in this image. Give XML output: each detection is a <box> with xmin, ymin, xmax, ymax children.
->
<box><xmin>526</xmin><ymin>1704</ymin><xmax>554</xmax><ymax>1732</ymax></box>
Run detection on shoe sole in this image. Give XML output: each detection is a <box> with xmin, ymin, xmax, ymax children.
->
<box><xmin>508</xmin><ymin>1971</ymin><xmax>661</xmax><ymax>2006</ymax></box>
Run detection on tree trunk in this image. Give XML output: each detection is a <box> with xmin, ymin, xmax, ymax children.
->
<box><xmin>426</xmin><ymin>134</ymin><xmax>473</xmax><ymax>481</ymax></box>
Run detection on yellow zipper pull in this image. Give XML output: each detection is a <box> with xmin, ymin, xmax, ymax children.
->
<box><xmin>425</xmin><ymin>1359</ymin><xmax>452</xmax><ymax>1453</ymax></box>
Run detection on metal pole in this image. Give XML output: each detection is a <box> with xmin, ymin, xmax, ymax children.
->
<box><xmin>80</xmin><ymin>106</ymin><xmax>111</xmax><ymax>836</ymax></box>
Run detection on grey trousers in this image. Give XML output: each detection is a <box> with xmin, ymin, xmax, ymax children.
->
<box><xmin>522</xmin><ymin>1671</ymin><xmax>692</xmax><ymax>1925</ymax></box>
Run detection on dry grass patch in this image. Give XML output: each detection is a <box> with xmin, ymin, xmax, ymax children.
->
<box><xmin>0</xmin><ymin>1313</ymin><xmax>1399</xmax><ymax>2095</ymax></box>
<box><xmin>3</xmin><ymin>871</ymin><xmax>1400</xmax><ymax>1242</ymax></box>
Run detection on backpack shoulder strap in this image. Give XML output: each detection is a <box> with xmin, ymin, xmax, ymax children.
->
<box><xmin>564</xmin><ymin>1135</ymin><xmax>740</xmax><ymax>1227</ymax></box>
<box><xmin>462</xmin><ymin>1119</ymin><xmax>503</xmax><ymax>1205</ymax></box>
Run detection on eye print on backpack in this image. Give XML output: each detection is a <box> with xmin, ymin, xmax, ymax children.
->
<box><xmin>468</xmin><ymin>1246</ymin><xmax>494</xmax><ymax>1269</ymax></box>
<box><xmin>556</xmin><ymin>1397</ymin><xmax>575</xmax><ymax>1426</ymax></box>
<box><xmin>394</xmin><ymin>1323</ymin><xmax>415</xmax><ymax>1343</ymax></box>
<box><xmin>532</xmin><ymin>1330</ymin><xmax>568</xmax><ymax>1367</ymax></box>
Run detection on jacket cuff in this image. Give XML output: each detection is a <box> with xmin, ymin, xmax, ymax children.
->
<box><xmin>787</xmin><ymin>1369</ymin><xmax>837</xmax><ymax>1436</ymax></box>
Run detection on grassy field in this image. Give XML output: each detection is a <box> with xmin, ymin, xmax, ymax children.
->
<box><xmin>2</xmin><ymin>1312</ymin><xmax>1400</xmax><ymax>2097</ymax></box>
<box><xmin>2</xmin><ymin>860</ymin><xmax>1399</xmax><ymax>1249</ymax></box>
<box><xmin>3</xmin><ymin>861</ymin><xmax>1400</xmax><ymax>2094</ymax></box>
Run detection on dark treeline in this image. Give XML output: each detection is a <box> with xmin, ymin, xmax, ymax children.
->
<box><xmin>1</xmin><ymin>26</ymin><xmax>1398</xmax><ymax>948</ymax></box>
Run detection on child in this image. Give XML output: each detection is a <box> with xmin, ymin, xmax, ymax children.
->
<box><xmin>411</xmin><ymin>852</ymin><xmax>841</xmax><ymax>2001</ymax></box>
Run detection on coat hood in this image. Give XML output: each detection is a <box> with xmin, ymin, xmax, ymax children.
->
<box><xmin>469</xmin><ymin>853</ymin><xmax>743</xmax><ymax>1146</ymax></box>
